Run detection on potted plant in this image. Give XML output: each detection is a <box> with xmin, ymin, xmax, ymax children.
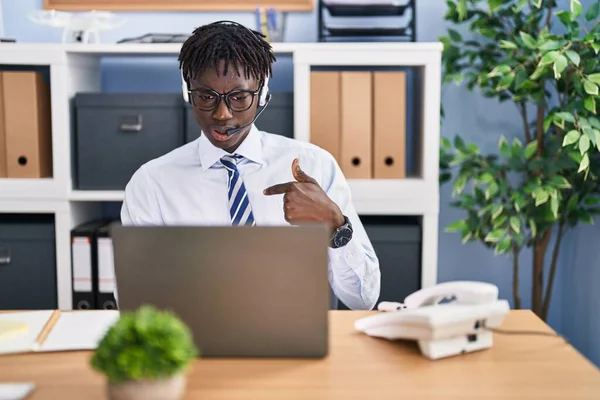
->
<box><xmin>439</xmin><ymin>0</ymin><xmax>600</xmax><ymax>321</ymax></box>
<box><xmin>90</xmin><ymin>305</ymin><xmax>198</xmax><ymax>400</ymax></box>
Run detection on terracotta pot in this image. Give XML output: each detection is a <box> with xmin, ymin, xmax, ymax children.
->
<box><xmin>107</xmin><ymin>374</ymin><xmax>186</xmax><ymax>400</ymax></box>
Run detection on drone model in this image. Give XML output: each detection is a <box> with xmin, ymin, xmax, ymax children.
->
<box><xmin>28</xmin><ymin>10</ymin><xmax>126</xmax><ymax>44</ymax></box>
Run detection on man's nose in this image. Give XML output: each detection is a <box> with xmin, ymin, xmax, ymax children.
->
<box><xmin>213</xmin><ymin>99</ymin><xmax>233</xmax><ymax>121</ymax></box>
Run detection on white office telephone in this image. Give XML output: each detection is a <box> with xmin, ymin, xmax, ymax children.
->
<box><xmin>354</xmin><ymin>281</ymin><xmax>510</xmax><ymax>360</ymax></box>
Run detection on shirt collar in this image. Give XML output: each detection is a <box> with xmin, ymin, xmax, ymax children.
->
<box><xmin>197</xmin><ymin>124</ymin><xmax>263</xmax><ymax>170</ymax></box>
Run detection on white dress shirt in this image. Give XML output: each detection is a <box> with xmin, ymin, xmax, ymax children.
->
<box><xmin>120</xmin><ymin>125</ymin><xmax>381</xmax><ymax>310</ymax></box>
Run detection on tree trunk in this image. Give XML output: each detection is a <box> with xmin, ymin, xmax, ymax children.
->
<box><xmin>512</xmin><ymin>246</ymin><xmax>522</xmax><ymax>309</ymax></box>
<box><xmin>532</xmin><ymin>230</ymin><xmax>551</xmax><ymax>318</ymax></box>
<box><xmin>541</xmin><ymin>222</ymin><xmax>565</xmax><ymax>321</ymax></box>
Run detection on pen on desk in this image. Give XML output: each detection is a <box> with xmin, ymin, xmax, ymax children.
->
<box><xmin>33</xmin><ymin>310</ymin><xmax>61</xmax><ymax>351</ymax></box>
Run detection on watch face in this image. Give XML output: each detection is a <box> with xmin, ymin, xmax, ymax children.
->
<box><xmin>333</xmin><ymin>226</ymin><xmax>352</xmax><ymax>248</ymax></box>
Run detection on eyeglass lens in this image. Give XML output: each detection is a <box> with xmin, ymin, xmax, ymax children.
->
<box><xmin>191</xmin><ymin>90</ymin><xmax>255</xmax><ymax>111</ymax></box>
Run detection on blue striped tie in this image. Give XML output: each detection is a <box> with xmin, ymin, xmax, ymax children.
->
<box><xmin>221</xmin><ymin>154</ymin><xmax>256</xmax><ymax>226</ymax></box>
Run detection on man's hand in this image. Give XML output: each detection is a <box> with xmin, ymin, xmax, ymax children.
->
<box><xmin>263</xmin><ymin>158</ymin><xmax>345</xmax><ymax>230</ymax></box>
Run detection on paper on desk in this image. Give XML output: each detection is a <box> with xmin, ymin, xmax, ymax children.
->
<box><xmin>0</xmin><ymin>383</ymin><xmax>35</xmax><ymax>400</ymax></box>
<box><xmin>40</xmin><ymin>310</ymin><xmax>120</xmax><ymax>352</ymax></box>
<box><xmin>0</xmin><ymin>311</ymin><xmax>54</xmax><ymax>355</ymax></box>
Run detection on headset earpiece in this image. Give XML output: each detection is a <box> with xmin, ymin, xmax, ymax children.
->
<box><xmin>259</xmin><ymin>76</ymin><xmax>270</xmax><ymax>107</ymax></box>
<box><xmin>180</xmin><ymin>68</ymin><xmax>190</xmax><ymax>104</ymax></box>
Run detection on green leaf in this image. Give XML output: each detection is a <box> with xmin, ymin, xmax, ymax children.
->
<box><xmin>499</xmin><ymin>136</ymin><xmax>510</xmax><ymax>157</ymax></box>
<box><xmin>524</xmin><ymin>140</ymin><xmax>537</xmax><ymax>159</ymax></box>
<box><xmin>494</xmin><ymin>214</ymin><xmax>508</xmax><ymax>228</ymax></box>
<box><xmin>491</xmin><ymin>204</ymin><xmax>503</xmax><ymax>220</ymax></box>
<box><xmin>477</xmin><ymin>172</ymin><xmax>495</xmax><ymax>184</ymax></box>
<box><xmin>497</xmin><ymin>72</ymin><xmax>515</xmax><ymax>91</ymax></box>
<box><xmin>550</xmin><ymin>175</ymin><xmax>571</xmax><ymax>189</ymax></box>
<box><xmin>586</xmin><ymin>2</ymin><xmax>600</xmax><ymax>21</ymax></box>
<box><xmin>571</xmin><ymin>0</ymin><xmax>583</xmax><ymax>17</ymax></box>
<box><xmin>486</xmin><ymin>182</ymin><xmax>499</xmax><ymax>199</ymax></box>
<box><xmin>500</xmin><ymin>40</ymin><xmax>518</xmax><ymax>49</ymax></box>
<box><xmin>488</xmin><ymin>64</ymin><xmax>512</xmax><ymax>77</ymax></box>
<box><xmin>588</xmin><ymin>73</ymin><xmax>600</xmax><ymax>85</ymax></box>
<box><xmin>446</xmin><ymin>219</ymin><xmax>467</xmax><ymax>232</ymax></box>
<box><xmin>484</xmin><ymin>228</ymin><xmax>505</xmax><ymax>243</ymax></box>
<box><xmin>457</xmin><ymin>0</ymin><xmax>467</xmax><ymax>20</ymax></box>
<box><xmin>495</xmin><ymin>236</ymin><xmax>512</xmax><ymax>255</ymax></box>
<box><xmin>539</xmin><ymin>40</ymin><xmax>562</xmax><ymax>51</ymax></box>
<box><xmin>563</xmin><ymin>129</ymin><xmax>580</xmax><ymax>146</ymax></box>
<box><xmin>590</xmin><ymin>118</ymin><xmax>600</xmax><ymax>130</ymax></box>
<box><xmin>452</xmin><ymin>173</ymin><xmax>468</xmax><ymax>196</ymax></box>
<box><xmin>556</xmin><ymin>111</ymin><xmax>576</xmax><ymax>124</ymax></box>
<box><xmin>553</xmin><ymin>55</ymin><xmax>568</xmax><ymax>78</ymax></box>
<box><xmin>593</xmin><ymin>43</ymin><xmax>600</xmax><ymax>55</ymax></box>
<box><xmin>551</xmin><ymin>196</ymin><xmax>559</xmax><ymax>219</ymax></box>
<box><xmin>595</xmin><ymin>130</ymin><xmax>600</xmax><ymax>150</ymax></box>
<box><xmin>585</xmin><ymin>97</ymin><xmax>597</xmax><ymax>114</ymax></box>
<box><xmin>520</xmin><ymin>31</ymin><xmax>537</xmax><ymax>49</ymax></box>
<box><xmin>513</xmin><ymin>194</ymin><xmax>526</xmax><ymax>212</ymax></box>
<box><xmin>565</xmin><ymin>50</ymin><xmax>580</xmax><ymax>66</ymax></box>
<box><xmin>584</xmin><ymin>80</ymin><xmax>599</xmax><ymax>96</ymax></box>
<box><xmin>488</xmin><ymin>0</ymin><xmax>504</xmax><ymax>12</ymax></box>
<box><xmin>541</xmin><ymin>51</ymin><xmax>560</xmax><ymax>64</ymax></box>
<box><xmin>579</xmin><ymin>153</ymin><xmax>590</xmax><ymax>173</ymax></box>
<box><xmin>448</xmin><ymin>29</ymin><xmax>462</xmax><ymax>42</ymax></box>
<box><xmin>510</xmin><ymin>216</ymin><xmax>520</xmax><ymax>234</ymax></box>
<box><xmin>529</xmin><ymin>219</ymin><xmax>537</xmax><ymax>237</ymax></box>
<box><xmin>579</xmin><ymin>135</ymin><xmax>591</xmax><ymax>154</ymax></box>
<box><xmin>584</xmin><ymin>196</ymin><xmax>600</xmax><ymax>205</ymax></box>
<box><xmin>534</xmin><ymin>188</ymin><xmax>549</xmax><ymax>206</ymax></box>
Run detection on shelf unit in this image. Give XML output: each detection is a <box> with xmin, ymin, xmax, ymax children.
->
<box><xmin>0</xmin><ymin>41</ymin><xmax>443</xmax><ymax>310</ymax></box>
<box><xmin>317</xmin><ymin>0</ymin><xmax>416</xmax><ymax>42</ymax></box>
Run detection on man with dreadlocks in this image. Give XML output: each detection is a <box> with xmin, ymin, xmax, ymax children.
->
<box><xmin>120</xmin><ymin>21</ymin><xmax>380</xmax><ymax>311</ymax></box>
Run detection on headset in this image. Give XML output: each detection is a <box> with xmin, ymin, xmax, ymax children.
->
<box><xmin>180</xmin><ymin>20</ymin><xmax>271</xmax><ymax>109</ymax></box>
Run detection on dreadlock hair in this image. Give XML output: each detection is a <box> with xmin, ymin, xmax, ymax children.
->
<box><xmin>178</xmin><ymin>21</ymin><xmax>276</xmax><ymax>87</ymax></box>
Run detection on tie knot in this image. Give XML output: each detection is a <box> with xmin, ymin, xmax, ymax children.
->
<box><xmin>221</xmin><ymin>154</ymin><xmax>243</xmax><ymax>170</ymax></box>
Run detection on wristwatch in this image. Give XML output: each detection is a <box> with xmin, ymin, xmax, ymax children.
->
<box><xmin>329</xmin><ymin>215</ymin><xmax>353</xmax><ymax>249</ymax></box>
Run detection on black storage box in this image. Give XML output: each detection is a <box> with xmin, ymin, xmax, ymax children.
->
<box><xmin>338</xmin><ymin>216</ymin><xmax>422</xmax><ymax>310</ymax></box>
<box><xmin>185</xmin><ymin>91</ymin><xmax>294</xmax><ymax>142</ymax></box>
<box><xmin>0</xmin><ymin>214</ymin><xmax>57</xmax><ymax>309</ymax></box>
<box><xmin>74</xmin><ymin>93</ymin><xmax>185</xmax><ymax>190</ymax></box>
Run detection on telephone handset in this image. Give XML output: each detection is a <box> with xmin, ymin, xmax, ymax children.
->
<box><xmin>354</xmin><ymin>281</ymin><xmax>510</xmax><ymax>360</ymax></box>
<box><xmin>377</xmin><ymin>281</ymin><xmax>500</xmax><ymax>311</ymax></box>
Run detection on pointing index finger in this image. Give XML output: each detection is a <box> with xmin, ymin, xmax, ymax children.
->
<box><xmin>263</xmin><ymin>182</ymin><xmax>294</xmax><ymax>196</ymax></box>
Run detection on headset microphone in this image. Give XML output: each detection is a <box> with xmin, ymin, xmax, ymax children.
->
<box><xmin>224</xmin><ymin>93</ymin><xmax>271</xmax><ymax>136</ymax></box>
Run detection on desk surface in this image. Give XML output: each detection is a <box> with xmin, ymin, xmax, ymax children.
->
<box><xmin>1</xmin><ymin>310</ymin><xmax>599</xmax><ymax>399</ymax></box>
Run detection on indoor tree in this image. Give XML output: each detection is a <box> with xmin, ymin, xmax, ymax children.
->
<box><xmin>438</xmin><ymin>0</ymin><xmax>600</xmax><ymax>321</ymax></box>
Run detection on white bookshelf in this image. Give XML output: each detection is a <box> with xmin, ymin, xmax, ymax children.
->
<box><xmin>0</xmin><ymin>41</ymin><xmax>443</xmax><ymax>310</ymax></box>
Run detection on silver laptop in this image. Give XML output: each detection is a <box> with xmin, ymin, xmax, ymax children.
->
<box><xmin>109</xmin><ymin>223</ymin><xmax>331</xmax><ymax>358</ymax></box>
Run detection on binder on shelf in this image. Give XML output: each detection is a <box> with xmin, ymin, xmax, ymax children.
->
<box><xmin>96</xmin><ymin>222</ymin><xmax>118</xmax><ymax>310</ymax></box>
<box><xmin>340</xmin><ymin>71</ymin><xmax>372</xmax><ymax>179</ymax></box>
<box><xmin>0</xmin><ymin>71</ymin><xmax>52</xmax><ymax>179</ymax></box>
<box><xmin>0</xmin><ymin>73</ymin><xmax>6</xmax><ymax>178</ymax></box>
<box><xmin>373</xmin><ymin>71</ymin><xmax>407</xmax><ymax>179</ymax></box>
<box><xmin>310</xmin><ymin>70</ymin><xmax>341</xmax><ymax>162</ymax></box>
<box><xmin>71</xmin><ymin>220</ymin><xmax>110</xmax><ymax>310</ymax></box>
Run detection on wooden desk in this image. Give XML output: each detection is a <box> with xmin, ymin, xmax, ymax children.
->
<box><xmin>1</xmin><ymin>310</ymin><xmax>599</xmax><ymax>399</ymax></box>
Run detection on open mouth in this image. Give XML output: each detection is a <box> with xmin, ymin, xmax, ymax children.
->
<box><xmin>210</xmin><ymin>129</ymin><xmax>231</xmax><ymax>142</ymax></box>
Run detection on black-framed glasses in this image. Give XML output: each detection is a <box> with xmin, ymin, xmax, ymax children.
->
<box><xmin>189</xmin><ymin>88</ymin><xmax>260</xmax><ymax>112</ymax></box>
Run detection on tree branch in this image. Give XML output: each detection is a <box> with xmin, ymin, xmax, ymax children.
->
<box><xmin>513</xmin><ymin>246</ymin><xmax>522</xmax><ymax>309</ymax></box>
<box><xmin>541</xmin><ymin>222</ymin><xmax>565</xmax><ymax>320</ymax></box>
<box><xmin>544</xmin><ymin>1</ymin><xmax>553</xmax><ymax>30</ymax></box>
<box><xmin>536</xmin><ymin>105</ymin><xmax>545</xmax><ymax>156</ymax></box>
<box><xmin>520</xmin><ymin>103</ymin><xmax>533</xmax><ymax>143</ymax></box>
